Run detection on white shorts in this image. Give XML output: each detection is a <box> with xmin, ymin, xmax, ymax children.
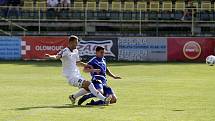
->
<box><xmin>65</xmin><ymin>75</ymin><xmax>85</xmax><ymax>88</ymax></box>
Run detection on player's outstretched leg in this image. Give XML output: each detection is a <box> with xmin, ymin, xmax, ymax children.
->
<box><xmin>86</xmin><ymin>94</ymin><xmax>117</xmax><ymax>105</ymax></box>
<box><xmin>69</xmin><ymin>88</ymin><xmax>89</xmax><ymax>105</ymax></box>
<box><xmin>86</xmin><ymin>99</ymin><xmax>105</xmax><ymax>105</ymax></box>
<box><xmin>86</xmin><ymin>86</ymin><xmax>117</xmax><ymax>105</ymax></box>
<box><xmin>78</xmin><ymin>93</ymin><xmax>95</xmax><ymax>105</ymax></box>
<box><xmin>82</xmin><ymin>80</ymin><xmax>112</xmax><ymax>105</ymax></box>
<box><xmin>78</xmin><ymin>87</ymin><xmax>103</xmax><ymax>105</ymax></box>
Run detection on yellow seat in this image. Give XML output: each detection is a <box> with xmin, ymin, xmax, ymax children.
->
<box><xmin>175</xmin><ymin>1</ymin><xmax>185</xmax><ymax>11</ymax></box>
<box><xmin>87</xmin><ymin>2</ymin><xmax>96</xmax><ymax>11</ymax></box>
<box><xmin>192</xmin><ymin>2</ymin><xmax>199</xmax><ymax>11</ymax></box>
<box><xmin>150</xmin><ymin>1</ymin><xmax>159</xmax><ymax>12</ymax></box>
<box><xmin>124</xmin><ymin>2</ymin><xmax>134</xmax><ymax>11</ymax></box>
<box><xmin>23</xmin><ymin>1</ymin><xmax>33</xmax><ymax>11</ymax></box>
<box><xmin>74</xmin><ymin>2</ymin><xmax>84</xmax><ymax>11</ymax></box>
<box><xmin>137</xmin><ymin>1</ymin><xmax>147</xmax><ymax>12</ymax></box>
<box><xmin>36</xmin><ymin>2</ymin><xmax>46</xmax><ymax>11</ymax></box>
<box><xmin>162</xmin><ymin>1</ymin><xmax>172</xmax><ymax>11</ymax></box>
<box><xmin>112</xmin><ymin>2</ymin><xmax>121</xmax><ymax>11</ymax></box>
<box><xmin>201</xmin><ymin>1</ymin><xmax>211</xmax><ymax>11</ymax></box>
<box><xmin>214</xmin><ymin>3</ymin><xmax>215</xmax><ymax>11</ymax></box>
<box><xmin>99</xmin><ymin>2</ymin><xmax>109</xmax><ymax>11</ymax></box>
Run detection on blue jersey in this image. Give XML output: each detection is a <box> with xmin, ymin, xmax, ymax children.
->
<box><xmin>88</xmin><ymin>57</ymin><xmax>107</xmax><ymax>84</ymax></box>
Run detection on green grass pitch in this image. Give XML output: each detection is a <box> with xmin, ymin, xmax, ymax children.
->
<box><xmin>0</xmin><ymin>61</ymin><xmax>215</xmax><ymax>121</ymax></box>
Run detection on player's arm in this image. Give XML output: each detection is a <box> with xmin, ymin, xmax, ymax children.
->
<box><xmin>77</xmin><ymin>61</ymin><xmax>100</xmax><ymax>73</ymax></box>
<box><xmin>76</xmin><ymin>61</ymin><xmax>88</xmax><ymax>67</ymax></box>
<box><xmin>106</xmin><ymin>67</ymin><xmax>121</xmax><ymax>79</ymax></box>
<box><xmin>45</xmin><ymin>54</ymin><xmax>61</xmax><ymax>60</ymax></box>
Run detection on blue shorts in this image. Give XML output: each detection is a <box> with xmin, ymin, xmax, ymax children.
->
<box><xmin>92</xmin><ymin>81</ymin><xmax>115</xmax><ymax>96</ymax></box>
<box><xmin>92</xmin><ymin>75</ymin><xmax>107</xmax><ymax>85</ymax></box>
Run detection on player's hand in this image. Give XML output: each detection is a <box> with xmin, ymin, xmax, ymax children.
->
<box><xmin>83</xmin><ymin>65</ymin><xmax>94</xmax><ymax>73</ymax></box>
<box><xmin>93</xmin><ymin>69</ymin><xmax>101</xmax><ymax>74</ymax></box>
<box><xmin>87</xmin><ymin>65</ymin><xmax>93</xmax><ymax>69</ymax></box>
<box><xmin>45</xmin><ymin>54</ymin><xmax>51</xmax><ymax>59</ymax></box>
<box><xmin>113</xmin><ymin>76</ymin><xmax>122</xmax><ymax>79</ymax></box>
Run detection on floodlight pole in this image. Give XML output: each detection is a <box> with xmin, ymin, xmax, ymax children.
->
<box><xmin>191</xmin><ymin>8</ymin><xmax>194</xmax><ymax>36</ymax></box>
<box><xmin>84</xmin><ymin>7</ymin><xmax>87</xmax><ymax>35</ymax></box>
<box><xmin>9</xmin><ymin>19</ymin><xmax>12</xmax><ymax>35</ymax></box>
<box><xmin>120</xmin><ymin>10</ymin><xmax>122</xmax><ymax>35</ymax></box>
<box><xmin>156</xmin><ymin>14</ymin><xmax>158</xmax><ymax>37</ymax></box>
<box><xmin>139</xmin><ymin>10</ymin><xmax>142</xmax><ymax>35</ymax></box>
<box><xmin>38</xmin><ymin>8</ymin><xmax>41</xmax><ymax>34</ymax></box>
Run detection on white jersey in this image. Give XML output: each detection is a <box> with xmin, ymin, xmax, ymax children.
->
<box><xmin>57</xmin><ymin>47</ymin><xmax>81</xmax><ymax>77</ymax></box>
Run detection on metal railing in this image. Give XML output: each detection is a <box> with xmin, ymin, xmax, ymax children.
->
<box><xmin>0</xmin><ymin>28</ymin><xmax>11</xmax><ymax>36</ymax></box>
<box><xmin>0</xmin><ymin>15</ymin><xmax>28</xmax><ymax>36</ymax></box>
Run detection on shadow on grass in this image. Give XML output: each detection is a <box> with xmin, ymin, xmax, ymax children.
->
<box><xmin>13</xmin><ymin>104</ymin><xmax>106</xmax><ymax>111</ymax></box>
<box><xmin>108</xmin><ymin>61</ymin><xmax>204</xmax><ymax>67</ymax></box>
<box><xmin>172</xmin><ymin>109</ymin><xmax>185</xmax><ymax>112</ymax></box>
<box><xmin>0</xmin><ymin>60</ymin><xmax>62</xmax><ymax>67</ymax></box>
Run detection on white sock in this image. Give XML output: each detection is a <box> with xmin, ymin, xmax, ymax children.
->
<box><xmin>88</xmin><ymin>83</ymin><xmax>106</xmax><ymax>101</ymax></box>
<box><xmin>73</xmin><ymin>88</ymin><xmax>89</xmax><ymax>99</ymax></box>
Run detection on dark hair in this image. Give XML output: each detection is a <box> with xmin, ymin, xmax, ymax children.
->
<box><xmin>69</xmin><ymin>35</ymin><xmax>79</xmax><ymax>42</ymax></box>
<box><xmin>96</xmin><ymin>46</ymin><xmax>105</xmax><ymax>52</ymax></box>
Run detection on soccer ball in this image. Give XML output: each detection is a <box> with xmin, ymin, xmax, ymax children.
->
<box><xmin>206</xmin><ymin>55</ymin><xmax>215</xmax><ymax>66</ymax></box>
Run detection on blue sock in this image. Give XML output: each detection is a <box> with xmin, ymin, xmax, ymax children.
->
<box><xmin>86</xmin><ymin>93</ymin><xmax>96</xmax><ymax>98</ymax></box>
<box><xmin>91</xmin><ymin>100</ymin><xmax>105</xmax><ymax>105</ymax></box>
<box><xmin>78</xmin><ymin>93</ymin><xmax>96</xmax><ymax>105</ymax></box>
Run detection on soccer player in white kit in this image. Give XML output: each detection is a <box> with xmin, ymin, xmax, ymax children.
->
<box><xmin>45</xmin><ymin>35</ymin><xmax>112</xmax><ymax>105</ymax></box>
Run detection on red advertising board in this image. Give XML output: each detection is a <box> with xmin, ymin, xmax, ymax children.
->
<box><xmin>21</xmin><ymin>36</ymin><xmax>117</xmax><ymax>60</ymax></box>
<box><xmin>22</xmin><ymin>36</ymin><xmax>68</xmax><ymax>60</ymax></box>
<box><xmin>168</xmin><ymin>37</ymin><xmax>215</xmax><ymax>61</ymax></box>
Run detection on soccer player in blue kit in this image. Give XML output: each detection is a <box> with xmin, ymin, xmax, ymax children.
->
<box><xmin>78</xmin><ymin>46</ymin><xmax>121</xmax><ymax>105</ymax></box>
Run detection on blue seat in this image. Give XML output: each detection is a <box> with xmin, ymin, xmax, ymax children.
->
<box><xmin>86</xmin><ymin>11</ymin><xmax>96</xmax><ymax>20</ymax></box>
<box><xmin>161</xmin><ymin>11</ymin><xmax>172</xmax><ymax>20</ymax></box>
<box><xmin>135</xmin><ymin>12</ymin><xmax>145</xmax><ymax>20</ymax></box>
<box><xmin>200</xmin><ymin>11</ymin><xmax>212</xmax><ymax>21</ymax></box>
<box><xmin>7</xmin><ymin>7</ymin><xmax>21</xmax><ymax>19</ymax></box>
<box><xmin>174</xmin><ymin>11</ymin><xmax>183</xmax><ymax>20</ymax></box>
<box><xmin>46</xmin><ymin>8</ymin><xmax>57</xmax><ymax>19</ymax></box>
<box><xmin>110</xmin><ymin>11</ymin><xmax>120</xmax><ymax>20</ymax></box>
<box><xmin>71</xmin><ymin>10</ymin><xmax>84</xmax><ymax>20</ymax></box>
<box><xmin>20</xmin><ymin>10</ymin><xmax>31</xmax><ymax>19</ymax></box>
<box><xmin>58</xmin><ymin>9</ymin><xmax>70</xmax><ymax>19</ymax></box>
<box><xmin>0</xmin><ymin>7</ymin><xmax>8</xmax><ymax>17</ymax></box>
<box><xmin>97</xmin><ymin>10</ymin><xmax>110</xmax><ymax>20</ymax></box>
<box><xmin>213</xmin><ymin>12</ymin><xmax>215</xmax><ymax>21</ymax></box>
<box><xmin>122</xmin><ymin>11</ymin><xmax>133</xmax><ymax>20</ymax></box>
<box><xmin>148</xmin><ymin>11</ymin><xmax>158</xmax><ymax>20</ymax></box>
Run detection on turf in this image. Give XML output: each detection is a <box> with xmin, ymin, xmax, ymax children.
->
<box><xmin>0</xmin><ymin>61</ymin><xmax>215</xmax><ymax>121</ymax></box>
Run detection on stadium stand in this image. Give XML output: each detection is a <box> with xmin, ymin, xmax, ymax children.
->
<box><xmin>136</xmin><ymin>1</ymin><xmax>146</xmax><ymax>20</ymax></box>
<box><xmin>0</xmin><ymin>0</ymin><xmax>215</xmax><ymax>36</ymax></box>
<box><xmin>200</xmin><ymin>1</ymin><xmax>212</xmax><ymax>21</ymax></box>
<box><xmin>86</xmin><ymin>1</ymin><xmax>96</xmax><ymax>19</ymax></box>
<box><xmin>110</xmin><ymin>1</ymin><xmax>121</xmax><ymax>20</ymax></box>
<box><xmin>148</xmin><ymin>1</ymin><xmax>159</xmax><ymax>20</ymax></box>
<box><xmin>97</xmin><ymin>1</ymin><xmax>109</xmax><ymax>20</ymax></box>
<box><xmin>161</xmin><ymin>1</ymin><xmax>172</xmax><ymax>20</ymax></box>
<box><xmin>123</xmin><ymin>2</ymin><xmax>134</xmax><ymax>20</ymax></box>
